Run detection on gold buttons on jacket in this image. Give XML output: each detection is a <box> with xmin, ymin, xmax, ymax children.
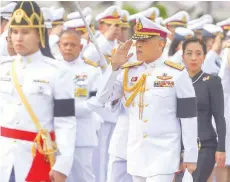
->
<box><xmin>143</xmin><ymin>133</ymin><xmax>148</xmax><ymax>138</ymax></box>
<box><xmin>143</xmin><ymin>120</ymin><xmax>148</xmax><ymax>123</ymax></box>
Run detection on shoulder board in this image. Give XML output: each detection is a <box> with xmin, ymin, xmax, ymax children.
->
<box><xmin>121</xmin><ymin>61</ymin><xmax>143</xmax><ymax>69</ymax></box>
<box><xmin>83</xmin><ymin>57</ymin><xmax>99</xmax><ymax>67</ymax></box>
<box><xmin>164</xmin><ymin>60</ymin><xmax>185</xmax><ymax>71</ymax></box>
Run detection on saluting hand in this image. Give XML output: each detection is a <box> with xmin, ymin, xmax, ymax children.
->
<box><xmin>111</xmin><ymin>39</ymin><xmax>134</xmax><ymax>71</ymax></box>
<box><xmin>216</xmin><ymin>151</ymin><xmax>226</xmax><ymax>168</ymax></box>
<box><xmin>49</xmin><ymin>170</ymin><xmax>67</xmax><ymax>182</ymax></box>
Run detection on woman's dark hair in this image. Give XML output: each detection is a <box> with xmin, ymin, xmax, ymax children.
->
<box><xmin>168</xmin><ymin>39</ymin><xmax>182</xmax><ymax>56</ymax></box>
<box><xmin>182</xmin><ymin>38</ymin><xmax>207</xmax><ymax>55</ymax></box>
<box><xmin>40</xmin><ymin>28</ymin><xmax>54</xmax><ymax>59</ymax></box>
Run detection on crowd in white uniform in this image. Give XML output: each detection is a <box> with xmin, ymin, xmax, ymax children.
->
<box><xmin>1</xmin><ymin>1</ymin><xmax>230</xmax><ymax>182</ymax></box>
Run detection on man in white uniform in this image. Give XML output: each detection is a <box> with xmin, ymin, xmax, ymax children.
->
<box><xmin>96</xmin><ymin>16</ymin><xmax>198</xmax><ymax>182</ymax></box>
<box><xmin>58</xmin><ymin>29</ymin><xmax>102</xmax><ymax>182</ymax></box>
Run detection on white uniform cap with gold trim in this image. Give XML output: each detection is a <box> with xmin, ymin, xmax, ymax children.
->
<box><xmin>141</xmin><ymin>7</ymin><xmax>160</xmax><ymax>21</ymax></box>
<box><xmin>0</xmin><ymin>2</ymin><xmax>17</xmax><ymax>20</ymax></box>
<box><xmin>64</xmin><ymin>15</ymin><xmax>92</xmax><ymax>32</ymax></box>
<box><xmin>121</xmin><ymin>10</ymin><xmax>130</xmax><ymax>28</ymax></box>
<box><xmin>216</xmin><ymin>18</ymin><xmax>230</xmax><ymax>31</ymax></box>
<box><xmin>95</xmin><ymin>5</ymin><xmax>122</xmax><ymax>24</ymax></box>
<box><xmin>67</xmin><ymin>7</ymin><xmax>92</xmax><ymax>20</ymax></box>
<box><xmin>132</xmin><ymin>16</ymin><xmax>171</xmax><ymax>40</ymax></box>
<box><xmin>51</xmin><ymin>7</ymin><xmax>65</xmax><ymax>25</ymax></box>
<box><xmin>128</xmin><ymin>7</ymin><xmax>159</xmax><ymax>23</ymax></box>
<box><xmin>41</xmin><ymin>7</ymin><xmax>55</xmax><ymax>28</ymax></box>
<box><xmin>203</xmin><ymin>24</ymin><xmax>223</xmax><ymax>38</ymax></box>
<box><xmin>188</xmin><ymin>19</ymin><xmax>211</xmax><ymax>31</ymax></box>
<box><xmin>162</xmin><ymin>11</ymin><xmax>190</xmax><ymax>27</ymax></box>
<box><xmin>174</xmin><ymin>27</ymin><xmax>194</xmax><ymax>41</ymax></box>
<box><xmin>188</xmin><ymin>14</ymin><xmax>213</xmax><ymax>26</ymax></box>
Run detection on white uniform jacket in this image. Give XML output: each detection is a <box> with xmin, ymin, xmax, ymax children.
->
<box><xmin>63</xmin><ymin>57</ymin><xmax>102</xmax><ymax>147</ymax></box>
<box><xmin>0</xmin><ymin>51</ymin><xmax>76</xmax><ymax>181</ymax></box>
<box><xmin>96</xmin><ymin>55</ymin><xmax>198</xmax><ymax>177</ymax></box>
<box><xmin>108</xmin><ymin>100</ymin><xmax>130</xmax><ymax>160</ymax></box>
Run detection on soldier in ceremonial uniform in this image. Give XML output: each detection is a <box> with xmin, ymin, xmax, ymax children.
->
<box><xmin>162</xmin><ymin>11</ymin><xmax>190</xmax><ymax>56</ymax></box>
<box><xmin>58</xmin><ymin>29</ymin><xmax>102</xmax><ymax>182</ymax></box>
<box><xmin>83</xmin><ymin>5</ymin><xmax>123</xmax><ymax>69</ymax></box>
<box><xmin>96</xmin><ymin>16</ymin><xmax>198</xmax><ymax>182</ymax></box>
<box><xmin>0</xmin><ymin>2</ymin><xmax>76</xmax><ymax>182</ymax></box>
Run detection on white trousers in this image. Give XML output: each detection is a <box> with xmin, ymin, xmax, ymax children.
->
<box><xmin>93</xmin><ymin>122</ymin><xmax>115</xmax><ymax>182</ymax></box>
<box><xmin>107</xmin><ymin>155</ymin><xmax>133</xmax><ymax>182</ymax></box>
<box><xmin>132</xmin><ymin>174</ymin><xmax>174</xmax><ymax>182</ymax></box>
<box><xmin>67</xmin><ymin>147</ymin><xmax>95</xmax><ymax>182</ymax></box>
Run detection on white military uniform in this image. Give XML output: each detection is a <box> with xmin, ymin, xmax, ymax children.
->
<box><xmin>96</xmin><ymin>53</ymin><xmax>198</xmax><ymax>181</ymax></box>
<box><xmin>83</xmin><ymin>6</ymin><xmax>123</xmax><ymax>182</ymax></box>
<box><xmin>63</xmin><ymin>57</ymin><xmax>102</xmax><ymax>182</ymax></box>
<box><xmin>0</xmin><ymin>51</ymin><xmax>76</xmax><ymax>182</ymax></box>
<box><xmin>218</xmin><ymin>48</ymin><xmax>230</xmax><ymax>165</ymax></box>
<box><xmin>107</xmin><ymin>101</ymin><xmax>133</xmax><ymax>182</ymax></box>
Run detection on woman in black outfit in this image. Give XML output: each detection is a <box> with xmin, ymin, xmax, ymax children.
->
<box><xmin>181</xmin><ymin>38</ymin><xmax>226</xmax><ymax>182</ymax></box>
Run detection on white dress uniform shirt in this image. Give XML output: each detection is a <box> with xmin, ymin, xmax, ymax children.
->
<box><xmin>0</xmin><ymin>51</ymin><xmax>76</xmax><ymax>181</ymax></box>
<box><xmin>219</xmin><ymin>48</ymin><xmax>230</xmax><ymax>165</ymax></box>
<box><xmin>62</xmin><ymin>57</ymin><xmax>102</xmax><ymax>146</ymax></box>
<box><xmin>96</xmin><ymin>54</ymin><xmax>198</xmax><ymax>177</ymax></box>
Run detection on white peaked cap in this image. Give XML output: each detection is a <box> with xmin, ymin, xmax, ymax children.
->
<box><xmin>0</xmin><ymin>2</ymin><xmax>17</xmax><ymax>19</ymax></box>
<box><xmin>132</xmin><ymin>16</ymin><xmax>171</xmax><ymax>40</ymax></box>
<box><xmin>203</xmin><ymin>24</ymin><xmax>223</xmax><ymax>34</ymax></box>
<box><xmin>64</xmin><ymin>15</ymin><xmax>92</xmax><ymax>30</ymax></box>
<box><xmin>51</xmin><ymin>7</ymin><xmax>65</xmax><ymax>21</ymax></box>
<box><xmin>67</xmin><ymin>7</ymin><xmax>92</xmax><ymax>20</ymax></box>
<box><xmin>128</xmin><ymin>7</ymin><xmax>159</xmax><ymax>23</ymax></box>
<box><xmin>162</xmin><ymin>11</ymin><xmax>190</xmax><ymax>26</ymax></box>
<box><xmin>188</xmin><ymin>19</ymin><xmax>212</xmax><ymax>31</ymax></box>
<box><xmin>216</xmin><ymin>18</ymin><xmax>230</xmax><ymax>31</ymax></box>
<box><xmin>95</xmin><ymin>5</ymin><xmax>122</xmax><ymax>24</ymax></box>
<box><xmin>121</xmin><ymin>10</ymin><xmax>130</xmax><ymax>28</ymax></box>
<box><xmin>174</xmin><ymin>27</ymin><xmax>194</xmax><ymax>40</ymax></box>
<box><xmin>188</xmin><ymin>14</ymin><xmax>213</xmax><ymax>25</ymax></box>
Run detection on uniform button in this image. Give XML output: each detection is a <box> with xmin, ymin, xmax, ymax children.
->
<box><xmin>143</xmin><ymin>120</ymin><xmax>148</xmax><ymax>123</ymax></box>
<box><xmin>144</xmin><ymin>104</ymin><xmax>149</xmax><ymax>107</ymax></box>
<box><xmin>143</xmin><ymin>133</ymin><xmax>148</xmax><ymax>138</ymax></box>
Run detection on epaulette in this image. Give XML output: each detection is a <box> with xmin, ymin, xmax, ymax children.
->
<box><xmin>83</xmin><ymin>57</ymin><xmax>99</xmax><ymax>68</ymax></box>
<box><xmin>121</xmin><ymin>61</ymin><xmax>143</xmax><ymax>69</ymax></box>
<box><xmin>164</xmin><ymin>60</ymin><xmax>185</xmax><ymax>71</ymax></box>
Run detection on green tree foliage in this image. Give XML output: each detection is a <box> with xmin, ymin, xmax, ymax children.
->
<box><xmin>153</xmin><ymin>3</ymin><xmax>168</xmax><ymax>18</ymax></box>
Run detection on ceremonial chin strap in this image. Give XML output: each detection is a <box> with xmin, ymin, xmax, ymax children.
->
<box><xmin>75</xmin><ymin>2</ymin><xmax>108</xmax><ymax>72</ymax></box>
